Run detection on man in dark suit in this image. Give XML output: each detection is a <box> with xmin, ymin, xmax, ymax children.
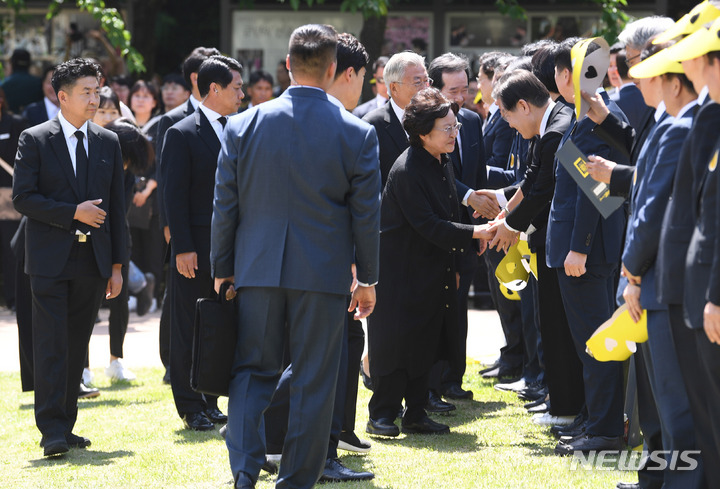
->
<box><xmin>212</xmin><ymin>24</ymin><xmax>380</xmax><ymax>489</ymax></box>
<box><xmin>545</xmin><ymin>38</ymin><xmax>629</xmax><ymax>454</ymax></box>
<box><xmin>483</xmin><ymin>70</ymin><xmax>584</xmax><ymax>431</ymax></box>
<box><xmin>362</xmin><ymin>51</ymin><xmax>428</xmax><ymax>187</ymax></box>
<box><xmin>427</xmin><ymin>52</ymin><xmax>487</xmax><ymax>401</ymax></box>
<box><xmin>12</xmin><ymin>58</ymin><xmax>126</xmax><ymax>457</ymax></box>
<box><xmin>477</xmin><ymin>52</ymin><xmax>514</xmax><ymax>170</ymax></box>
<box><xmin>163</xmin><ymin>55</ymin><xmax>244</xmax><ymax>431</ymax></box>
<box><xmin>22</xmin><ymin>66</ymin><xmax>59</xmax><ymax>127</ymax></box>
<box><xmin>352</xmin><ymin>56</ymin><xmax>388</xmax><ymax>119</ymax></box>
<box><xmin>155</xmin><ymin>46</ymin><xmax>220</xmax><ymax>382</ymax></box>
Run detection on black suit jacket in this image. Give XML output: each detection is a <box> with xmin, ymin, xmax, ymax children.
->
<box><xmin>610</xmin><ymin>83</ymin><xmax>653</xmax><ymax>134</ymax></box>
<box><xmin>483</xmin><ymin>108</ymin><xmax>513</xmax><ymax>169</ymax></box>
<box><xmin>504</xmin><ymin>102</ymin><xmax>574</xmax><ymax>248</ymax></box>
<box><xmin>12</xmin><ymin>118</ymin><xmax>126</xmax><ymax>278</ymax></box>
<box><xmin>21</xmin><ymin>100</ymin><xmax>50</xmax><ymax>128</ymax></box>
<box><xmin>452</xmin><ymin>108</ymin><xmax>487</xmax><ymax>223</ymax></box>
<box><xmin>362</xmin><ymin>101</ymin><xmax>408</xmax><ymax>187</ymax></box>
<box><xmin>658</xmin><ymin>101</ymin><xmax>720</xmax><ymax>306</ymax></box>
<box><xmin>156</xmin><ymin>99</ymin><xmax>195</xmax><ymax>228</ymax></box>
<box><xmin>162</xmin><ymin>108</ymin><xmax>220</xmax><ymax>272</ymax></box>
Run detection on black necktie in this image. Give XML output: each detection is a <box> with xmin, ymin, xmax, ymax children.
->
<box><xmin>218</xmin><ymin>116</ymin><xmax>227</xmax><ymax>128</ymax></box>
<box><xmin>75</xmin><ymin>130</ymin><xmax>88</xmax><ymax>199</ymax></box>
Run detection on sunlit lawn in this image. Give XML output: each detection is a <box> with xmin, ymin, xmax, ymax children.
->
<box><xmin>0</xmin><ymin>366</ymin><xmax>635</xmax><ymax>488</ymax></box>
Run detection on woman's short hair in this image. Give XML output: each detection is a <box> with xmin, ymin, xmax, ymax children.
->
<box><xmin>128</xmin><ymin>80</ymin><xmax>159</xmax><ymax>113</ymax></box>
<box><xmin>403</xmin><ymin>87</ymin><xmax>459</xmax><ymax>148</ymax></box>
<box><xmin>104</xmin><ymin>118</ymin><xmax>154</xmax><ymax>175</ymax></box>
<box><xmin>99</xmin><ymin>86</ymin><xmax>121</xmax><ymax>113</ymax></box>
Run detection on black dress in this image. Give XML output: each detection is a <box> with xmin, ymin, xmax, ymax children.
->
<box><xmin>367</xmin><ymin>145</ymin><xmax>475</xmax><ymax>422</ymax></box>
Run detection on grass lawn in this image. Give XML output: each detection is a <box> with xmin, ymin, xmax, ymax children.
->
<box><xmin>1</xmin><ymin>366</ymin><xmax>635</xmax><ymax>488</ymax></box>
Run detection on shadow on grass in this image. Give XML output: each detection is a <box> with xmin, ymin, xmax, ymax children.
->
<box><xmin>27</xmin><ymin>449</ymin><xmax>134</xmax><ymax>467</ymax></box>
<box><xmin>173</xmin><ymin>428</ymin><xmax>224</xmax><ymax>444</ymax></box>
<box><xmin>369</xmin><ymin>430</ymin><xmax>478</xmax><ymax>452</ymax></box>
<box><xmin>77</xmin><ymin>398</ymin><xmax>152</xmax><ymax>409</ymax></box>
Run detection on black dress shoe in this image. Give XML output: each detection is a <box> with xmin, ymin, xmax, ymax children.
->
<box><xmin>235</xmin><ymin>471</ymin><xmax>255</xmax><ymax>489</ymax></box>
<box><xmin>523</xmin><ymin>395</ymin><xmax>548</xmax><ymax>409</ymax></box>
<box><xmin>78</xmin><ymin>382</ymin><xmax>100</xmax><ymax>399</ymax></box>
<box><xmin>42</xmin><ymin>437</ymin><xmax>69</xmax><ymax>457</ymax></box>
<box><xmin>517</xmin><ymin>383</ymin><xmax>548</xmax><ymax>401</ymax></box>
<box><xmin>616</xmin><ymin>482</ymin><xmax>639</xmax><ymax>489</ymax></box>
<box><xmin>526</xmin><ymin>401</ymin><xmax>550</xmax><ymax>413</ymax></box>
<box><xmin>443</xmin><ymin>384</ymin><xmax>473</xmax><ymax>400</ymax></box>
<box><xmin>550</xmin><ymin>413</ymin><xmax>586</xmax><ymax>437</ymax></box>
<box><xmin>478</xmin><ymin>361</ymin><xmax>500</xmax><ymax>375</ymax></box>
<box><xmin>366</xmin><ymin>418</ymin><xmax>399</xmax><ymax>437</ymax></box>
<box><xmin>401</xmin><ymin>416</ymin><xmax>450</xmax><ymax>435</ymax></box>
<box><xmin>162</xmin><ymin>368</ymin><xmax>171</xmax><ymax>384</ymax></box>
<box><xmin>182</xmin><ymin>412</ymin><xmax>214</xmax><ymax>431</ymax></box>
<box><xmin>556</xmin><ymin>424</ymin><xmax>586</xmax><ymax>440</ymax></box>
<box><xmin>426</xmin><ymin>390</ymin><xmax>456</xmax><ymax>413</ymax></box>
<box><xmin>481</xmin><ymin>365</ymin><xmax>522</xmax><ymax>379</ymax></box>
<box><xmin>66</xmin><ymin>433</ymin><xmax>91</xmax><ymax>448</ymax></box>
<box><xmin>261</xmin><ymin>457</ymin><xmax>279</xmax><ymax>474</ymax></box>
<box><xmin>360</xmin><ymin>363</ymin><xmax>373</xmax><ymax>391</ymax></box>
<box><xmin>205</xmin><ymin>407</ymin><xmax>228</xmax><ymax>424</ymax></box>
<box><xmin>554</xmin><ymin>434</ymin><xmax>623</xmax><ymax>456</ymax></box>
<box><xmin>318</xmin><ymin>458</ymin><xmax>374</xmax><ymax>483</ymax></box>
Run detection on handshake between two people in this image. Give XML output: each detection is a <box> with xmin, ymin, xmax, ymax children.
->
<box><xmin>468</xmin><ymin>190</ymin><xmax>519</xmax><ymax>255</ymax></box>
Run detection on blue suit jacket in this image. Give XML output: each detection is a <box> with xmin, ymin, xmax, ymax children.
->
<box><xmin>211</xmin><ymin>87</ymin><xmax>381</xmax><ymax>294</ymax></box>
<box><xmin>451</xmin><ymin>108</ymin><xmax>487</xmax><ymax>222</ymax></box>
<box><xmin>546</xmin><ymin>94</ymin><xmax>629</xmax><ymax>268</ymax></box>
<box><xmin>622</xmin><ymin>111</ymin><xmax>688</xmax><ymax>310</ymax></box>
<box><xmin>684</xmin><ymin>131</ymin><xmax>720</xmax><ymax>329</ymax></box>
<box><xmin>483</xmin><ymin>108</ymin><xmax>513</xmax><ymax>169</ymax></box>
<box><xmin>657</xmin><ymin>101</ymin><xmax>720</xmax><ymax>306</ymax></box>
<box><xmin>610</xmin><ymin>84</ymin><xmax>653</xmax><ymax>134</ymax></box>
<box><xmin>487</xmin><ymin>131</ymin><xmax>530</xmax><ymax>188</ymax></box>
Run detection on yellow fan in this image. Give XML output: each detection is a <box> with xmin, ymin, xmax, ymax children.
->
<box><xmin>586</xmin><ymin>304</ymin><xmax>648</xmax><ymax>362</ymax></box>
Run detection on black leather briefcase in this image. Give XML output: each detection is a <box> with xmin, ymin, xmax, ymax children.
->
<box><xmin>191</xmin><ymin>282</ymin><xmax>237</xmax><ymax>397</ymax></box>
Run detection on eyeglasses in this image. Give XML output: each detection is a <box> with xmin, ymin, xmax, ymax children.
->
<box><xmin>375</xmin><ymin>76</ymin><xmax>385</xmax><ymax>84</ymax></box>
<box><xmin>434</xmin><ymin>122</ymin><xmax>462</xmax><ymax>135</ymax></box>
<box><xmin>624</xmin><ymin>53</ymin><xmax>642</xmax><ymax>70</ymax></box>
<box><xmin>397</xmin><ymin>77</ymin><xmax>433</xmax><ymax>89</ymax></box>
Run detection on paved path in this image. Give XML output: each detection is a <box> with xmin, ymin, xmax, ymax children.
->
<box><xmin>0</xmin><ymin>305</ymin><xmax>506</xmax><ymax>375</ymax></box>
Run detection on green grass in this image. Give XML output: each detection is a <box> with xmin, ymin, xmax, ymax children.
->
<box><xmin>0</xmin><ymin>366</ymin><xmax>636</xmax><ymax>488</ymax></box>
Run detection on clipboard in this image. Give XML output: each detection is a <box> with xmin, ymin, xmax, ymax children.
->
<box><xmin>556</xmin><ymin>140</ymin><xmax>625</xmax><ymax>219</ymax></box>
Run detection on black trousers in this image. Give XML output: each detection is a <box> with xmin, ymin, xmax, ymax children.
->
<box><xmin>159</xmin><ymin>263</ymin><xmax>172</xmax><ymax>369</ymax></box>
<box><xmin>670</xmin><ymin>304</ymin><xmax>719</xmax><ymax>488</ymax></box>
<box><xmin>520</xmin><ymin>274</ymin><xmax>542</xmax><ymax>383</ymax></box>
<box><xmin>483</xmin><ymin>248</ymin><xmax>523</xmax><ymax>369</ymax></box>
<box><xmin>16</xmin><ymin>253</ymin><xmax>33</xmax><ymax>391</ymax></box>
<box><xmin>343</xmin><ymin>311</ymin><xmax>365</xmax><ymax>433</ymax></box>
<box><xmin>633</xmin><ymin>346</ymin><xmax>663</xmax><ymax>489</ymax></box>
<box><xmin>369</xmin><ymin>369</ymin><xmax>429</xmax><ymax>423</ymax></box>
<box><xmin>169</xmin><ymin>266</ymin><xmax>217</xmax><ymax>415</ymax></box>
<box><xmin>130</xmin><ymin>214</ymin><xmax>165</xmax><ymax>301</ymax></box>
<box><xmin>30</xmin><ymin>242</ymin><xmax>105</xmax><ymax>442</ymax></box>
<box><xmin>535</xmin><ymin>247</ymin><xmax>584</xmax><ymax>416</ymax></box>
<box><xmin>556</xmin><ymin>264</ymin><xmax>624</xmax><ymax>437</ymax></box>
<box><xmin>107</xmin><ymin>261</ymin><xmax>129</xmax><ymax>358</ymax></box>
<box><xmin>0</xmin><ymin>220</ymin><xmax>19</xmax><ymax>308</ymax></box>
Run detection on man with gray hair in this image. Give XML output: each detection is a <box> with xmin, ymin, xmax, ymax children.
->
<box><xmin>613</xmin><ymin>16</ymin><xmax>675</xmax><ymax>131</ymax></box>
<box><xmin>363</xmin><ymin>51</ymin><xmax>430</xmax><ymax>186</ymax></box>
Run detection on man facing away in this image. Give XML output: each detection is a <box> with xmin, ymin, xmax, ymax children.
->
<box><xmin>211</xmin><ymin>24</ymin><xmax>381</xmax><ymax>489</ymax></box>
<box><xmin>12</xmin><ymin>57</ymin><xmax>126</xmax><ymax>457</ymax></box>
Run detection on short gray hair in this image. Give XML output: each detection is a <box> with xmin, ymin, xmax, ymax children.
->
<box><xmin>383</xmin><ymin>51</ymin><xmax>426</xmax><ymax>86</ymax></box>
<box><xmin>618</xmin><ymin>16</ymin><xmax>675</xmax><ymax>51</ymax></box>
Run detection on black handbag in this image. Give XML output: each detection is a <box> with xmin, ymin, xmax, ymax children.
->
<box><xmin>191</xmin><ymin>282</ymin><xmax>238</xmax><ymax>397</ymax></box>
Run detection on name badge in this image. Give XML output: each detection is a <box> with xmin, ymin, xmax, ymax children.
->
<box><xmin>0</xmin><ymin>133</ymin><xmax>10</xmax><ymax>140</ymax></box>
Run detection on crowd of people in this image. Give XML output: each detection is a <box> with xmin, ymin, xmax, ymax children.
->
<box><xmin>5</xmin><ymin>2</ymin><xmax>720</xmax><ymax>488</ymax></box>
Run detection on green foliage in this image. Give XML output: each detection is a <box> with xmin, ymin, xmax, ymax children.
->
<box><xmin>0</xmin><ymin>0</ymin><xmax>145</xmax><ymax>73</ymax></box>
<box><xmin>495</xmin><ymin>0</ymin><xmax>527</xmax><ymax>21</ymax></box>
<box><xmin>592</xmin><ymin>0</ymin><xmax>631</xmax><ymax>43</ymax></box>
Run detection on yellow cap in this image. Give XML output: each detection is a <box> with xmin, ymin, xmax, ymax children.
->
<box><xmin>628</xmin><ymin>46</ymin><xmax>685</xmax><ymax>78</ymax></box>
<box><xmin>653</xmin><ymin>1</ymin><xmax>720</xmax><ymax>44</ymax></box>
<box><xmin>474</xmin><ymin>90</ymin><xmax>482</xmax><ymax>104</ymax></box>
<box><xmin>586</xmin><ymin>304</ymin><xmax>648</xmax><ymax>362</ymax></box>
<box><xmin>664</xmin><ymin>17</ymin><xmax>720</xmax><ymax>62</ymax></box>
